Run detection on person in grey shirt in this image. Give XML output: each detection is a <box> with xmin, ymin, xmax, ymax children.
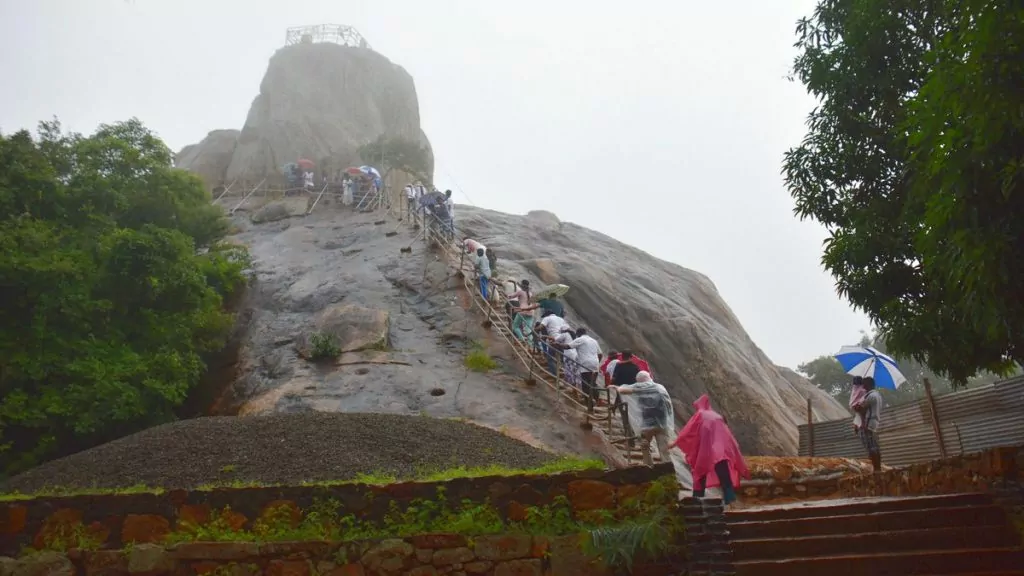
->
<box><xmin>854</xmin><ymin>376</ymin><xmax>883</xmax><ymax>472</ymax></box>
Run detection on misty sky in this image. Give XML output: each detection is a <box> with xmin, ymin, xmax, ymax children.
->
<box><xmin>0</xmin><ymin>0</ymin><xmax>869</xmax><ymax>369</ymax></box>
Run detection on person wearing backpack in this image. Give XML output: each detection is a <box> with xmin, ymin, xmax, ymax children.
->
<box><xmin>611</xmin><ymin>371</ymin><xmax>676</xmax><ymax>468</ymax></box>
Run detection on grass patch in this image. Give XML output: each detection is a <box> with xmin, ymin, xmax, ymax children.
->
<box><xmin>162</xmin><ymin>474</ymin><xmax>680</xmax><ymax>545</ymax></box>
<box><xmin>309</xmin><ymin>332</ymin><xmax>341</xmax><ymax>360</ymax></box>
<box><xmin>0</xmin><ymin>457</ymin><xmax>605</xmax><ymax>501</ymax></box>
<box><xmin>0</xmin><ymin>483</ymin><xmax>164</xmax><ymax>502</ymax></box>
<box><xmin>415</xmin><ymin>457</ymin><xmax>604</xmax><ymax>482</ymax></box>
<box><xmin>464</xmin><ymin>343</ymin><xmax>498</xmax><ymax>372</ymax></box>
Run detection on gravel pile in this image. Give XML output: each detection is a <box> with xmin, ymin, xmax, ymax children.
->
<box><xmin>1</xmin><ymin>413</ymin><xmax>561</xmax><ymax>493</ymax></box>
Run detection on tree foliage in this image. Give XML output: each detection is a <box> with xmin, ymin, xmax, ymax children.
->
<box><xmin>784</xmin><ymin>0</ymin><xmax>1024</xmax><ymax>385</ymax></box>
<box><xmin>0</xmin><ymin>118</ymin><xmax>248</xmax><ymax>475</ymax></box>
<box><xmin>358</xmin><ymin>135</ymin><xmax>432</xmax><ymax>183</ymax></box>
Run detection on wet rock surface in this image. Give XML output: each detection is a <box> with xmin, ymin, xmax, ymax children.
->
<box><xmin>215</xmin><ymin>202</ymin><xmax>596</xmax><ymax>458</ymax></box>
<box><xmin>0</xmin><ymin>413</ymin><xmax>561</xmax><ymax>492</ymax></box>
<box><xmin>177</xmin><ymin>42</ymin><xmax>433</xmax><ymax>185</ymax></box>
<box><xmin>455</xmin><ymin>206</ymin><xmax>849</xmax><ymax>455</ymax></box>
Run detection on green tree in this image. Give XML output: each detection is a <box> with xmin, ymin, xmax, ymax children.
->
<box><xmin>784</xmin><ymin>0</ymin><xmax>1024</xmax><ymax>386</ymax></box>
<box><xmin>358</xmin><ymin>135</ymin><xmax>432</xmax><ymax>184</ymax></box>
<box><xmin>0</xmin><ymin>119</ymin><xmax>248</xmax><ymax>475</ymax></box>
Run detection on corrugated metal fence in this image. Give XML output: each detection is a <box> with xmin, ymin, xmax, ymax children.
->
<box><xmin>798</xmin><ymin>376</ymin><xmax>1024</xmax><ymax>467</ymax></box>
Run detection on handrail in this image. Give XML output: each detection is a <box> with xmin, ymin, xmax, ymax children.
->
<box><xmin>213</xmin><ymin>179</ymin><xmax>237</xmax><ymax>203</ymax></box>
<box><xmin>307</xmin><ymin>182</ymin><xmax>330</xmax><ymax>215</ymax></box>
<box><xmin>414</xmin><ymin>209</ymin><xmax>659</xmax><ymax>465</ymax></box>
<box><xmin>229</xmin><ymin>178</ymin><xmax>266</xmax><ymax>214</ymax></box>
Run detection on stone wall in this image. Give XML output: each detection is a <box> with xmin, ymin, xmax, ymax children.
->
<box><xmin>681</xmin><ymin>498</ymin><xmax>733</xmax><ymax>576</ymax></box>
<box><xmin>837</xmin><ymin>445</ymin><xmax>1023</xmax><ymax>498</ymax></box>
<box><xmin>1</xmin><ymin>533</ymin><xmax>664</xmax><ymax>576</ymax></box>
<box><xmin>0</xmin><ymin>465</ymin><xmax>673</xmax><ymax>556</ymax></box>
<box><xmin>731</xmin><ymin>445</ymin><xmax>1024</xmax><ymax>506</ymax></box>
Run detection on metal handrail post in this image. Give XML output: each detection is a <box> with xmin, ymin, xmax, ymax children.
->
<box><xmin>229</xmin><ymin>178</ymin><xmax>266</xmax><ymax>214</ymax></box>
<box><xmin>307</xmin><ymin>182</ymin><xmax>329</xmax><ymax>215</ymax></box>
<box><xmin>213</xmin><ymin>179</ymin><xmax>236</xmax><ymax>203</ymax></box>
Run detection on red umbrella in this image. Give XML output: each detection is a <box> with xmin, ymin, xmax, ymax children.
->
<box><xmin>297</xmin><ymin>158</ymin><xmax>315</xmax><ymax>169</ymax></box>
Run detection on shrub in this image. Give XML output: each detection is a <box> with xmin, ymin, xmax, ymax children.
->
<box><xmin>464</xmin><ymin>345</ymin><xmax>498</xmax><ymax>372</ymax></box>
<box><xmin>309</xmin><ymin>332</ymin><xmax>341</xmax><ymax>360</ymax></box>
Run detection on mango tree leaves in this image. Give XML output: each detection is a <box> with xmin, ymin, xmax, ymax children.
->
<box><xmin>784</xmin><ymin>0</ymin><xmax>1024</xmax><ymax>385</ymax></box>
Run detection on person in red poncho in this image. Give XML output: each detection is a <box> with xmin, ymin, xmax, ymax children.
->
<box><xmin>672</xmin><ymin>394</ymin><xmax>749</xmax><ymax>505</ymax></box>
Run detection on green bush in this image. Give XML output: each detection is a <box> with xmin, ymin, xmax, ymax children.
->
<box><xmin>0</xmin><ymin>118</ymin><xmax>248</xmax><ymax>476</ymax></box>
<box><xmin>464</xmin><ymin>345</ymin><xmax>498</xmax><ymax>372</ymax></box>
<box><xmin>309</xmin><ymin>332</ymin><xmax>342</xmax><ymax>360</ymax></box>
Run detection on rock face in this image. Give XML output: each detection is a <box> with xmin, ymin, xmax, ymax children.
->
<box><xmin>212</xmin><ymin>201</ymin><xmax>599</xmax><ymax>458</ymax></box>
<box><xmin>176</xmin><ymin>42</ymin><xmax>433</xmax><ymax>186</ymax></box>
<box><xmin>207</xmin><ymin>195</ymin><xmax>845</xmax><ymax>457</ymax></box>
<box><xmin>295</xmin><ymin>304</ymin><xmax>391</xmax><ymax>359</ymax></box>
<box><xmin>457</xmin><ymin>207</ymin><xmax>849</xmax><ymax>455</ymax></box>
<box><xmin>174</xmin><ymin>129</ymin><xmax>239</xmax><ymax>188</ymax></box>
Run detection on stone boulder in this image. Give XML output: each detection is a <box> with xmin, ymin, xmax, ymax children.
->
<box><xmin>457</xmin><ymin>206</ymin><xmax>850</xmax><ymax>455</ymax></box>
<box><xmin>224</xmin><ymin>42</ymin><xmax>433</xmax><ymax>183</ymax></box>
<box><xmin>296</xmin><ymin>304</ymin><xmax>390</xmax><ymax>359</ymax></box>
<box><xmin>174</xmin><ymin>129</ymin><xmax>239</xmax><ymax>189</ymax></box>
<box><xmin>251</xmin><ymin>197</ymin><xmax>310</xmax><ymax>223</ymax></box>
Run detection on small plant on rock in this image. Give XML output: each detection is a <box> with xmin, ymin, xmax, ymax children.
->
<box><xmin>309</xmin><ymin>332</ymin><xmax>341</xmax><ymax>360</ymax></box>
<box><xmin>464</xmin><ymin>343</ymin><xmax>498</xmax><ymax>372</ymax></box>
<box><xmin>582</xmin><ymin>475</ymin><xmax>685</xmax><ymax>575</ymax></box>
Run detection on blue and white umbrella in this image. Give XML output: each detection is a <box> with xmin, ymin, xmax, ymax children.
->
<box><xmin>833</xmin><ymin>345</ymin><xmax>907</xmax><ymax>390</ymax></box>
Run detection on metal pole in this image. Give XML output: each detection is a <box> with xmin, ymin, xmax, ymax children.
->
<box><xmin>307</xmin><ymin>182</ymin><xmax>329</xmax><ymax>215</ymax></box>
<box><xmin>923</xmin><ymin>378</ymin><xmax>948</xmax><ymax>459</ymax></box>
<box><xmin>213</xmin><ymin>179</ymin><xmax>236</xmax><ymax>203</ymax></box>
<box><xmin>807</xmin><ymin>396</ymin><xmax>815</xmax><ymax>457</ymax></box>
<box><xmin>229</xmin><ymin>178</ymin><xmax>266</xmax><ymax>214</ymax></box>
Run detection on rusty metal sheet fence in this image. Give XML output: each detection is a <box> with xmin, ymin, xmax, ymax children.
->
<box><xmin>799</xmin><ymin>376</ymin><xmax>1024</xmax><ymax>467</ymax></box>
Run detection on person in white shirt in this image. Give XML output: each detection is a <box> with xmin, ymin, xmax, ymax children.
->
<box><xmin>404</xmin><ymin>184</ymin><xmax>417</xmax><ymax>220</ymax></box>
<box><xmin>569</xmin><ymin>328</ymin><xmax>602</xmax><ymax>403</ymax></box>
<box><xmin>538</xmin><ymin>312</ymin><xmax>569</xmax><ymax>377</ymax></box>
<box><xmin>540</xmin><ymin>312</ymin><xmax>568</xmax><ymax>335</ymax></box>
<box><xmin>552</xmin><ymin>328</ymin><xmax>579</xmax><ymax>387</ymax></box>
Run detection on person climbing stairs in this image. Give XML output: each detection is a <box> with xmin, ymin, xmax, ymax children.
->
<box><xmin>727</xmin><ymin>492</ymin><xmax>1024</xmax><ymax>575</ymax></box>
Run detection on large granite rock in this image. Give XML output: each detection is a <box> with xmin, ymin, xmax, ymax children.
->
<box><xmin>176</xmin><ymin>42</ymin><xmax>433</xmax><ymax>186</ymax></box>
<box><xmin>174</xmin><ymin>129</ymin><xmax>239</xmax><ymax>189</ymax></box>
<box><xmin>296</xmin><ymin>304</ymin><xmax>391</xmax><ymax>358</ymax></box>
<box><xmin>457</xmin><ymin>207</ymin><xmax>849</xmax><ymax>455</ymax></box>
<box><xmin>227</xmin><ymin>42</ymin><xmax>432</xmax><ymax>182</ymax></box>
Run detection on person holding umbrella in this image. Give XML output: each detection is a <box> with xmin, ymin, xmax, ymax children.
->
<box><xmin>834</xmin><ymin>345</ymin><xmax>906</xmax><ymax>473</ymax></box>
<box><xmin>853</xmin><ymin>377</ymin><xmax>883</xmax><ymax>472</ymax></box>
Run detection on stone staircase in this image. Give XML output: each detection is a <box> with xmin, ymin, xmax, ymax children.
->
<box><xmin>727</xmin><ymin>493</ymin><xmax>1024</xmax><ymax>575</ymax></box>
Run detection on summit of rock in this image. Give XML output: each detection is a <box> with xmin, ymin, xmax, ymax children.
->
<box><xmin>176</xmin><ymin>41</ymin><xmax>433</xmax><ymax>185</ymax></box>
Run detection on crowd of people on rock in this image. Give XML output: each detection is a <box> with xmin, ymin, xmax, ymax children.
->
<box><xmin>390</xmin><ymin>187</ymin><xmax>757</xmax><ymax>504</ymax></box>
<box><xmin>403</xmin><ymin>181</ymin><xmax>455</xmax><ymax>238</ymax></box>
<box><xmin>455</xmin><ymin>234</ymin><xmax>751</xmax><ymax>503</ymax></box>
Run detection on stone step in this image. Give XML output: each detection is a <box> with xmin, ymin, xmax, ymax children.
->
<box><xmin>729</xmin><ymin>505</ymin><xmax>1008</xmax><ymax>540</ymax></box>
<box><xmin>733</xmin><ymin>548</ymin><xmax>1024</xmax><ymax>576</ymax></box>
<box><xmin>732</xmin><ymin>525</ymin><xmax>1019</xmax><ymax>562</ymax></box>
<box><xmin>728</xmin><ymin>493</ymin><xmax>994</xmax><ymax>523</ymax></box>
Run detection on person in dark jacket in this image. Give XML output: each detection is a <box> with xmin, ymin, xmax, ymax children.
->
<box><xmin>612</xmin><ymin>350</ymin><xmax>642</xmax><ymax>386</ymax></box>
<box><xmin>537</xmin><ymin>297</ymin><xmax>565</xmax><ymax>318</ymax></box>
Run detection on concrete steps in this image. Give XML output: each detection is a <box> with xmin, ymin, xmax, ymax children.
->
<box><xmin>728</xmin><ymin>493</ymin><xmax>1024</xmax><ymax>576</ymax></box>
